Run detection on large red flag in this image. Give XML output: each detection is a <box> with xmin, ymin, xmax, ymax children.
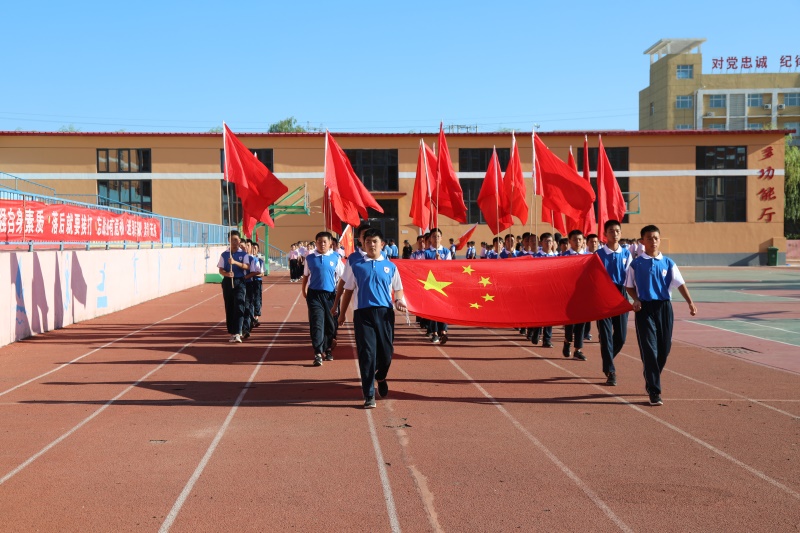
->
<box><xmin>503</xmin><ymin>132</ymin><xmax>528</xmax><ymax>225</ymax></box>
<box><xmin>410</xmin><ymin>139</ymin><xmax>437</xmax><ymax>231</ymax></box>
<box><xmin>455</xmin><ymin>223</ymin><xmax>478</xmax><ymax>251</ymax></box>
<box><xmin>543</xmin><ymin>208</ymin><xmax>567</xmax><ymax>235</ymax></box>
<box><xmin>435</xmin><ymin>124</ymin><xmax>468</xmax><ymax>224</ymax></box>
<box><xmin>340</xmin><ymin>224</ymin><xmax>355</xmax><ymax>258</ymax></box>
<box><xmin>596</xmin><ymin>135</ymin><xmax>626</xmax><ymax>237</ymax></box>
<box><xmin>324</xmin><ymin>131</ymin><xmax>383</xmax><ymax>230</ymax></box>
<box><xmin>223</xmin><ymin>123</ymin><xmax>288</xmax><ymax>235</ymax></box>
<box><xmin>582</xmin><ymin>136</ymin><xmax>598</xmax><ymax>237</ymax></box>
<box><xmin>564</xmin><ymin>147</ymin><xmax>583</xmax><ymax>233</ymax></box>
<box><xmin>477</xmin><ymin>147</ymin><xmax>512</xmax><ymax>235</ymax></box>
<box><xmin>534</xmin><ymin>133</ymin><xmax>595</xmax><ymax>220</ymax></box>
<box><xmin>394</xmin><ymin>255</ymin><xmax>632</xmax><ymax>328</ymax></box>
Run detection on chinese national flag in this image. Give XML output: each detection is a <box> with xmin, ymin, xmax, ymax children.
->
<box><xmin>503</xmin><ymin>132</ymin><xmax>528</xmax><ymax>225</ymax></box>
<box><xmin>534</xmin><ymin>133</ymin><xmax>595</xmax><ymax>220</ymax></box>
<box><xmin>596</xmin><ymin>135</ymin><xmax>626</xmax><ymax>237</ymax></box>
<box><xmin>394</xmin><ymin>255</ymin><xmax>632</xmax><ymax>328</ymax></box>
<box><xmin>325</xmin><ymin>131</ymin><xmax>383</xmax><ymax>230</ymax></box>
<box><xmin>435</xmin><ymin>124</ymin><xmax>468</xmax><ymax>224</ymax></box>
<box><xmin>477</xmin><ymin>147</ymin><xmax>513</xmax><ymax>235</ymax></box>
<box><xmin>455</xmin><ymin>223</ymin><xmax>478</xmax><ymax>251</ymax></box>
<box><xmin>223</xmin><ymin>123</ymin><xmax>289</xmax><ymax>235</ymax></box>
<box><xmin>410</xmin><ymin>139</ymin><xmax>437</xmax><ymax>231</ymax></box>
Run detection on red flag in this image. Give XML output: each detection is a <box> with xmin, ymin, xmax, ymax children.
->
<box><xmin>410</xmin><ymin>139</ymin><xmax>437</xmax><ymax>231</ymax></box>
<box><xmin>543</xmin><ymin>208</ymin><xmax>567</xmax><ymax>235</ymax></box>
<box><xmin>340</xmin><ymin>224</ymin><xmax>355</xmax><ymax>259</ymax></box>
<box><xmin>582</xmin><ymin>136</ymin><xmax>598</xmax><ymax>237</ymax></box>
<box><xmin>324</xmin><ymin>131</ymin><xmax>383</xmax><ymax>230</ymax></box>
<box><xmin>564</xmin><ymin>147</ymin><xmax>583</xmax><ymax>233</ymax></box>
<box><xmin>455</xmin><ymin>223</ymin><xmax>478</xmax><ymax>251</ymax></box>
<box><xmin>223</xmin><ymin>124</ymin><xmax>289</xmax><ymax>235</ymax></box>
<box><xmin>503</xmin><ymin>132</ymin><xmax>528</xmax><ymax>225</ymax></box>
<box><xmin>435</xmin><ymin>124</ymin><xmax>468</xmax><ymax>224</ymax></box>
<box><xmin>534</xmin><ymin>133</ymin><xmax>595</xmax><ymax>220</ymax></box>
<box><xmin>596</xmin><ymin>135</ymin><xmax>626</xmax><ymax>237</ymax></box>
<box><xmin>394</xmin><ymin>255</ymin><xmax>632</xmax><ymax>328</ymax></box>
<box><xmin>477</xmin><ymin>147</ymin><xmax>512</xmax><ymax>235</ymax></box>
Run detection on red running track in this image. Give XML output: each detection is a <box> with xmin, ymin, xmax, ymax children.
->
<box><xmin>0</xmin><ymin>271</ymin><xmax>798</xmax><ymax>532</ymax></box>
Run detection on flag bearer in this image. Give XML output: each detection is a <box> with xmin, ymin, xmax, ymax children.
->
<box><xmin>424</xmin><ymin>228</ymin><xmax>452</xmax><ymax>344</ymax></box>
<box><xmin>217</xmin><ymin>230</ymin><xmax>250</xmax><ymax>343</ymax></box>
<box><xmin>251</xmin><ymin>243</ymin><xmax>264</xmax><ymax>328</ymax></box>
<box><xmin>303</xmin><ymin>231</ymin><xmax>345</xmax><ymax>366</ymax></box>
<box><xmin>561</xmin><ymin>229</ymin><xmax>588</xmax><ymax>360</ymax></box>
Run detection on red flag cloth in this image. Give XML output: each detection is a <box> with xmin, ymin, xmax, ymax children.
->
<box><xmin>564</xmin><ymin>148</ymin><xmax>583</xmax><ymax>233</ymax></box>
<box><xmin>410</xmin><ymin>139</ymin><xmax>437</xmax><ymax>231</ymax></box>
<box><xmin>582</xmin><ymin>136</ymin><xmax>598</xmax><ymax>237</ymax></box>
<box><xmin>394</xmin><ymin>255</ymin><xmax>632</xmax><ymax>328</ymax></box>
<box><xmin>455</xmin><ymin>223</ymin><xmax>478</xmax><ymax>251</ymax></box>
<box><xmin>477</xmin><ymin>148</ymin><xmax>513</xmax><ymax>235</ymax></box>
<box><xmin>223</xmin><ymin>124</ymin><xmax>289</xmax><ymax>234</ymax></box>
<box><xmin>543</xmin><ymin>208</ymin><xmax>567</xmax><ymax>235</ymax></box>
<box><xmin>534</xmin><ymin>133</ymin><xmax>595</xmax><ymax>220</ymax></box>
<box><xmin>435</xmin><ymin>124</ymin><xmax>468</xmax><ymax>224</ymax></box>
<box><xmin>340</xmin><ymin>224</ymin><xmax>355</xmax><ymax>258</ymax></box>
<box><xmin>325</xmin><ymin>131</ymin><xmax>384</xmax><ymax>229</ymax></box>
<box><xmin>503</xmin><ymin>133</ymin><xmax>528</xmax><ymax>225</ymax></box>
<box><xmin>596</xmin><ymin>135</ymin><xmax>626</xmax><ymax>236</ymax></box>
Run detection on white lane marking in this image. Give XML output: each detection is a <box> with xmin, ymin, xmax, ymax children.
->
<box><xmin>0</xmin><ymin>284</ymin><xmax>274</xmax><ymax>398</ymax></box>
<box><xmin>729</xmin><ymin>318</ymin><xmax>800</xmax><ymax>336</ymax></box>
<box><xmin>722</xmin><ymin>289</ymin><xmax>797</xmax><ymax>302</ymax></box>
<box><xmin>346</xmin><ymin>328</ymin><xmax>402</xmax><ymax>533</ymax></box>
<box><xmin>0</xmin><ymin>320</ymin><xmax>223</xmax><ymax>487</ymax></box>
<box><xmin>618</xmin><ymin>352</ymin><xmax>800</xmax><ymax>420</ymax></box>
<box><xmin>686</xmin><ymin>320</ymin><xmax>800</xmax><ymax>349</ymax></box>
<box><xmin>159</xmin><ymin>292</ymin><xmax>301</xmax><ymax>533</ymax></box>
<box><xmin>494</xmin><ymin>332</ymin><xmax>800</xmax><ymax>501</ymax></box>
<box><xmin>435</xmin><ymin>340</ymin><xmax>634</xmax><ymax>533</ymax></box>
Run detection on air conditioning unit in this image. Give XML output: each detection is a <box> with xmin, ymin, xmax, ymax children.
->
<box><xmin>704</xmin><ymin>112</ymin><xmax>715</xmax><ymax>117</ymax></box>
<box><xmin>763</xmin><ymin>104</ymin><xmax>772</xmax><ymax>110</ymax></box>
<box><xmin>778</xmin><ymin>104</ymin><xmax>786</xmax><ymax>110</ymax></box>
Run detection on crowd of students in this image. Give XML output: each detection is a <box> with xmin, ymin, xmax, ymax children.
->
<box><xmin>219</xmin><ymin>220</ymin><xmax>697</xmax><ymax>409</ymax></box>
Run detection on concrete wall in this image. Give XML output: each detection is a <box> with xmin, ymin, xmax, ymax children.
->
<box><xmin>0</xmin><ymin>246</ymin><xmax>225</xmax><ymax>348</ymax></box>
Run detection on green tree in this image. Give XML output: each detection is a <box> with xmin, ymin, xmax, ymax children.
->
<box><xmin>207</xmin><ymin>126</ymin><xmax>223</xmax><ymax>133</ymax></box>
<box><xmin>785</xmin><ymin>135</ymin><xmax>800</xmax><ymax>236</ymax></box>
<box><xmin>58</xmin><ymin>124</ymin><xmax>81</xmax><ymax>132</ymax></box>
<box><xmin>268</xmin><ymin>117</ymin><xmax>306</xmax><ymax>133</ymax></box>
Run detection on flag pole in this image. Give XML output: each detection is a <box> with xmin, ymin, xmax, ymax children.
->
<box><xmin>421</xmin><ymin>138</ymin><xmax>434</xmax><ymax>232</ymax></box>
<box><xmin>509</xmin><ymin>132</ymin><xmax>515</xmax><ymax>235</ymax></box>
<box><xmin>532</xmin><ymin>129</ymin><xmax>538</xmax><ymax>240</ymax></box>
<box><xmin>323</xmin><ymin>131</ymin><xmax>331</xmax><ymax>234</ymax></box>
<box><xmin>493</xmin><ymin>146</ymin><xmax>500</xmax><ymax>244</ymax></box>
<box><xmin>434</xmin><ymin>131</ymin><xmax>440</xmax><ymax>229</ymax></box>
<box><xmin>223</xmin><ymin>122</ymin><xmax>234</xmax><ymax>289</ymax></box>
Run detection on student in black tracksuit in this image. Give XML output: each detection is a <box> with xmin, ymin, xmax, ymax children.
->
<box><xmin>561</xmin><ymin>229</ymin><xmax>589</xmax><ymax>361</ymax></box>
<box><xmin>251</xmin><ymin>243</ymin><xmax>264</xmax><ymax>327</ymax></box>
<box><xmin>217</xmin><ymin>230</ymin><xmax>250</xmax><ymax>344</ymax></box>
<box><xmin>303</xmin><ymin>231</ymin><xmax>345</xmax><ymax>366</ymax></box>
<box><xmin>625</xmin><ymin>224</ymin><xmax>697</xmax><ymax>406</ymax></box>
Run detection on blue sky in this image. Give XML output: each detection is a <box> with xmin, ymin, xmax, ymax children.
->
<box><xmin>1</xmin><ymin>0</ymin><xmax>797</xmax><ymax>133</ymax></box>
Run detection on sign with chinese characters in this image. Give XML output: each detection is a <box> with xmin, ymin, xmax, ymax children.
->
<box><xmin>711</xmin><ymin>55</ymin><xmax>799</xmax><ymax>71</ymax></box>
<box><xmin>0</xmin><ymin>200</ymin><xmax>161</xmax><ymax>242</ymax></box>
<box><xmin>756</xmin><ymin>147</ymin><xmax>777</xmax><ymax>223</ymax></box>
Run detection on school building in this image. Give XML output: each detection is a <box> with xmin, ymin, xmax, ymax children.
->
<box><xmin>0</xmin><ymin>129</ymin><xmax>788</xmax><ymax>266</ymax></box>
<box><xmin>640</xmin><ymin>38</ymin><xmax>800</xmax><ymax>140</ymax></box>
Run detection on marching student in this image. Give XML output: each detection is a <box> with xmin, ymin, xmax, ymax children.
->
<box><xmin>424</xmin><ymin>227</ymin><xmax>452</xmax><ymax>344</ymax></box>
<box><xmin>499</xmin><ymin>233</ymin><xmax>519</xmax><ymax>258</ymax></box>
<box><xmin>411</xmin><ymin>235</ymin><xmax>426</xmax><ymax>260</ymax></box>
<box><xmin>338</xmin><ymin>228</ymin><xmax>406</xmax><ymax>409</ymax></box>
<box><xmin>486</xmin><ymin>237</ymin><xmax>502</xmax><ymax>259</ymax></box>
<box><xmin>561</xmin><ymin>229</ymin><xmax>589</xmax><ymax>361</ymax></box>
<box><xmin>217</xmin><ymin>230</ymin><xmax>250</xmax><ymax>343</ymax></box>
<box><xmin>595</xmin><ymin>220</ymin><xmax>632</xmax><ymax>386</ymax></box>
<box><xmin>480</xmin><ymin>241</ymin><xmax>488</xmax><ymax>259</ymax></box>
<box><xmin>402</xmin><ymin>239</ymin><xmax>413</xmax><ymax>259</ymax></box>
<box><xmin>466</xmin><ymin>241</ymin><xmax>477</xmax><ymax>260</ymax></box>
<box><xmin>586</xmin><ymin>234</ymin><xmax>600</xmax><ymax>254</ymax></box>
<box><xmin>625</xmin><ymin>224</ymin><xmax>697</xmax><ymax>406</ymax></box>
<box><xmin>557</xmin><ymin>237</ymin><xmax>570</xmax><ymax>255</ymax></box>
<box><xmin>303</xmin><ymin>231</ymin><xmax>345</xmax><ymax>366</ymax></box>
<box><xmin>530</xmin><ymin>232</ymin><xmax>558</xmax><ymax>347</ymax></box>
<box><xmin>288</xmin><ymin>244</ymin><xmax>301</xmax><ymax>283</ymax></box>
<box><xmin>251</xmin><ymin>243</ymin><xmax>264</xmax><ymax>328</ymax></box>
<box><xmin>331</xmin><ymin>224</ymin><xmax>373</xmax><ymax>321</ymax></box>
<box><xmin>242</xmin><ymin>239</ymin><xmax>260</xmax><ymax>338</ymax></box>
<box><xmin>449</xmin><ymin>238</ymin><xmax>457</xmax><ymax>259</ymax></box>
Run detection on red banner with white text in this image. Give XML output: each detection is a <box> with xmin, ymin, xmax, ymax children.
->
<box><xmin>0</xmin><ymin>200</ymin><xmax>161</xmax><ymax>242</ymax></box>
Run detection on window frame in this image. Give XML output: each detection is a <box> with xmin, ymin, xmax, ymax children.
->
<box><xmin>708</xmin><ymin>95</ymin><xmax>726</xmax><ymax>109</ymax></box>
<box><xmin>747</xmin><ymin>93</ymin><xmax>763</xmax><ymax>107</ymax></box>
<box><xmin>97</xmin><ymin>179</ymin><xmax>152</xmax><ymax>212</ymax></box>
<box><xmin>343</xmin><ymin>149</ymin><xmax>399</xmax><ymax>192</ymax></box>
<box><xmin>675</xmin><ymin>95</ymin><xmax>693</xmax><ymax>109</ymax></box>
<box><xmin>96</xmin><ymin>148</ymin><xmax>152</xmax><ymax>173</ymax></box>
<box><xmin>784</xmin><ymin>93</ymin><xmax>800</xmax><ymax>107</ymax></box>
<box><xmin>458</xmin><ymin>148</ymin><xmax>511</xmax><ymax>172</ymax></box>
<box><xmin>676</xmin><ymin>65</ymin><xmax>694</xmax><ymax>79</ymax></box>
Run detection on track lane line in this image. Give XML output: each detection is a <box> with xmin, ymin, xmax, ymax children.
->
<box><xmin>686</xmin><ymin>319</ymin><xmax>800</xmax><ymax>349</ymax></box>
<box><xmin>490</xmin><ymin>330</ymin><xmax>800</xmax><ymax>501</ymax></box>
<box><xmin>159</xmin><ymin>291</ymin><xmax>302</xmax><ymax>533</ymax></box>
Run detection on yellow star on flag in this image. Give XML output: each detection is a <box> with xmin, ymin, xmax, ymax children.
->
<box><xmin>482</xmin><ymin>293</ymin><xmax>495</xmax><ymax>302</ymax></box>
<box><xmin>417</xmin><ymin>270</ymin><xmax>453</xmax><ymax>296</ymax></box>
<box><xmin>470</xmin><ymin>302</ymin><xmax>481</xmax><ymax>309</ymax></box>
<box><xmin>479</xmin><ymin>276</ymin><xmax>492</xmax><ymax>287</ymax></box>
<box><xmin>462</xmin><ymin>265</ymin><xmax>475</xmax><ymax>275</ymax></box>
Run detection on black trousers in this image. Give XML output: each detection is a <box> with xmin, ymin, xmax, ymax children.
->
<box><xmin>597</xmin><ymin>284</ymin><xmax>629</xmax><ymax>375</ymax></box>
<box><xmin>565</xmin><ymin>322</ymin><xmax>588</xmax><ymax>349</ymax></box>
<box><xmin>253</xmin><ymin>278</ymin><xmax>263</xmax><ymax>317</ymax></box>
<box><xmin>221</xmin><ymin>277</ymin><xmax>246</xmax><ymax>335</ymax></box>
<box><xmin>530</xmin><ymin>326</ymin><xmax>552</xmax><ymax>343</ymax></box>
<box><xmin>354</xmin><ymin>307</ymin><xmax>395</xmax><ymax>399</ymax></box>
<box><xmin>289</xmin><ymin>259</ymin><xmax>301</xmax><ymax>280</ymax></box>
<box><xmin>634</xmin><ymin>300</ymin><xmax>673</xmax><ymax>395</ymax></box>
<box><xmin>243</xmin><ymin>281</ymin><xmax>257</xmax><ymax>334</ymax></box>
<box><xmin>306</xmin><ymin>289</ymin><xmax>336</xmax><ymax>355</ymax></box>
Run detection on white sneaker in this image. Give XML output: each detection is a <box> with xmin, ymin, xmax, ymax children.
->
<box><xmin>234</xmin><ymin>334</ymin><xmax>243</xmax><ymax>343</ymax></box>
<box><xmin>229</xmin><ymin>335</ymin><xmax>237</xmax><ymax>343</ymax></box>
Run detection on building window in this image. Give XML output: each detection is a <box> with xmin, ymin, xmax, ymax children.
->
<box><xmin>747</xmin><ymin>122</ymin><xmax>764</xmax><ymax>130</ymax></box>
<box><xmin>696</xmin><ymin>146</ymin><xmax>747</xmax><ymax>170</ymax></box>
<box><xmin>97</xmin><ymin>149</ymin><xmax>151</xmax><ymax>173</ymax></box>
<box><xmin>784</xmin><ymin>93</ymin><xmax>800</xmax><ymax>107</ymax></box>
<box><xmin>677</xmin><ymin>65</ymin><xmax>694</xmax><ymax>79</ymax></box>
<box><xmin>676</xmin><ymin>95</ymin><xmax>693</xmax><ymax>109</ymax></box>
<box><xmin>460</xmin><ymin>179</ymin><xmax>486</xmax><ymax>225</ymax></box>
<box><xmin>220</xmin><ymin>148</ymin><xmax>273</xmax><ymax>172</ymax></box>
<box><xmin>706</xmin><ymin>123</ymin><xmax>726</xmax><ymax>130</ymax></box>
<box><xmin>97</xmin><ymin>180</ymin><xmax>152</xmax><ymax>212</ymax></box>
<box><xmin>695</xmin><ymin>176</ymin><xmax>746</xmax><ymax>222</ymax></box>
<box><xmin>747</xmin><ymin>94</ymin><xmax>763</xmax><ymax>107</ymax></box>
<box><xmin>344</xmin><ymin>149</ymin><xmax>398</xmax><ymax>191</ymax></box>
<box><xmin>709</xmin><ymin>95</ymin><xmax>726</xmax><ymax>108</ymax></box>
<box><xmin>649</xmin><ymin>102</ymin><xmax>654</xmax><ymax>116</ymax></box>
<box><xmin>576</xmin><ymin>147</ymin><xmax>630</xmax><ymax>223</ymax></box>
<box><xmin>676</xmin><ymin>124</ymin><xmax>692</xmax><ymax>130</ymax></box>
<box><xmin>221</xmin><ymin>181</ymin><xmax>243</xmax><ymax>226</ymax></box>
<box><xmin>458</xmin><ymin>148</ymin><xmax>511</xmax><ymax>172</ymax></box>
